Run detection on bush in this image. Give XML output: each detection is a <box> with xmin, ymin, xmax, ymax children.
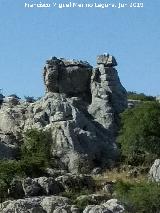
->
<box><xmin>21</xmin><ymin>129</ymin><xmax>52</xmax><ymax>165</ymax></box>
<box><xmin>0</xmin><ymin>160</ymin><xmax>24</xmax><ymax>184</ymax></box>
<box><xmin>61</xmin><ymin>189</ymin><xmax>93</xmax><ymax>212</ymax></box>
<box><xmin>117</xmin><ymin>102</ymin><xmax>160</xmax><ymax>165</ymax></box>
<box><xmin>0</xmin><ymin>179</ymin><xmax>8</xmax><ymax>201</ymax></box>
<box><xmin>115</xmin><ymin>180</ymin><xmax>160</xmax><ymax>213</ymax></box>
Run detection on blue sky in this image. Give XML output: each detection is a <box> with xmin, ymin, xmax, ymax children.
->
<box><xmin>0</xmin><ymin>0</ymin><xmax>160</xmax><ymax>98</ymax></box>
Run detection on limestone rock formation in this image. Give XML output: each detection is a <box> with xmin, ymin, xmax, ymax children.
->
<box><xmin>0</xmin><ymin>54</ymin><xmax>127</xmax><ymax>173</ymax></box>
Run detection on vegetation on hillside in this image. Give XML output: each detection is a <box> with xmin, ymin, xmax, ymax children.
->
<box><xmin>0</xmin><ymin>91</ymin><xmax>160</xmax><ymax>212</ymax></box>
<box><xmin>0</xmin><ymin>129</ymin><xmax>52</xmax><ymax>199</ymax></box>
<box><xmin>127</xmin><ymin>91</ymin><xmax>155</xmax><ymax>102</ymax></box>
<box><xmin>117</xmin><ymin>101</ymin><xmax>160</xmax><ymax>166</ymax></box>
<box><xmin>115</xmin><ymin>180</ymin><xmax>160</xmax><ymax>213</ymax></box>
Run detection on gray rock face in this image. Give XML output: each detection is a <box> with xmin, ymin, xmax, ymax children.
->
<box><xmin>43</xmin><ymin>57</ymin><xmax>92</xmax><ymax>101</ymax></box>
<box><xmin>149</xmin><ymin>159</ymin><xmax>160</xmax><ymax>182</ymax></box>
<box><xmin>89</xmin><ymin>55</ymin><xmax>127</xmax><ymax>132</ymax></box>
<box><xmin>0</xmin><ymin>54</ymin><xmax>127</xmax><ymax>173</ymax></box>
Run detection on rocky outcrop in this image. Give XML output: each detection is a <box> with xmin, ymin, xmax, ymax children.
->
<box><xmin>8</xmin><ymin>174</ymin><xmax>95</xmax><ymax>200</ymax></box>
<box><xmin>0</xmin><ymin>172</ymin><xmax>125</xmax><ymax>212</ymax></box>
<box><xmin>8</xmin><ymin>177</ymin><xmax>65</xmax><ymax>199</ymax></box>
<box><xmin>83</xmin><ymin>199</ymin><xmax>124</xmax><ymax>213</ymax></box>
<box><xmin>0</xmin><ymin>196</ymin><xmax>72</xmax><ymax>213</ymax></box>
<box><xmin>0</xmin><ymin>54</ymin><xmax>127</xmax><ymax>173</ymax></box>
<box><xmin>0</xmin><ymin>196</ymin><xmax>125</xmax><ymax>213</ymax></box>
<box><xmin>149</xmin><ymin>159</ymin><xmax>160</xmax><ymax>182</ymax></box>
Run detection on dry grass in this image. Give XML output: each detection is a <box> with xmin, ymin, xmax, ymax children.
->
<box><xmin>93</xmin><ymin>168</ymin><xmax>147</xmax><ymax>188</ymax></box>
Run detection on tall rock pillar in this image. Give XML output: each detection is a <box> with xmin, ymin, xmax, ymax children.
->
<box><xmin>89</xmin><ymin>54</ymin><xmax>127</xmax><ymax>133</ymax></box>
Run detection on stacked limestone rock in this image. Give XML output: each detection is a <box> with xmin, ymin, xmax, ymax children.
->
<box><xmin>0</xmin><ymin>54</ymin><xmax>127</xmax><ymax>173</ymax></box>
<box><xmin>89</xmin><ymin>54</ymin><xmax>127</xmax><ymax>132</ymax></box>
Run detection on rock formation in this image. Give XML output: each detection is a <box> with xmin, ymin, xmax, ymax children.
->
<box><xmin>0</xmin><ymin>54</ymin><xmax>127</xmax><ymax>173</ymax></box>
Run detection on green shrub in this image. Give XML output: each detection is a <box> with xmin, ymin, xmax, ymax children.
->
<box><xmin>21</xmin><ymin>129</ymin><xmax>52</xmax><ymax>165</ymax></box>
<box><xmin>75</xmin><ymin>196</ymin><xmax>96</xmax><ymax>212</ymax></box>
<box><xmin>0</xmin><ymin>179</ymin><xmax>8</xmax><ymax>201</ymax></box>
<box><xmin>117</xmin><ymin>102</ymin><xmax>160</xmax><ymax>165</ymax></box>
<box><xmin>61</xmin><ymin>189</ymin><xmax>93</xmax><ymax>212</ymax></box>
<box><xmin>20</xmin><ymin>129</ymin><xmax>52</xmax><ymax>176</ymax></box>
<box><xmin>0</xmin><ymin>160</ymin><xmax>24</xmax><ymax>184</ymax></box>
<box><xmin>115</xmin><ymin>180</ymin><xmax>160</xmax><ymax>213</ymax></box>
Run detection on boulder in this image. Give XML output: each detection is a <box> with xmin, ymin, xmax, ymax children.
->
<box><xmin>149</xmin><ymin>159</ymin><xmax>160</xmax><ymax>182</ymax></box>
<box><xmin>55</xmin><ymin>174</ymin><xmax>95</xmax><ymax>191</ymax></box>
<box><xmin>53</xmin><ymin>205</ymin><xmax>80</xmax><ymax>213</ymax></box>
<box><xmin>35</xmin><ymin>176</ymin><xmax>64</xmax><ymax>195</ymax></box>
<box><xmin>83</xmin><ymin>205</ymin><xmax>111</xmax><ymax>213</ymax></box>
<box><xmin>44</xmin><ymin>168</ymin><xmax>67</xmax><ymax>178</ymax></box>
<box><xmin>76</xmin><ymin>194</ymin><xmax>110</xmax><ymax>205</ymax></box>
<box><xmin>0</xmin><ymin>197</ymin><xmax>45</xmax><ymax>213</ymax></box>
<box><xmin>40</xmin><ymin>196</ymin><xmax>71</xmax><ymax>213</ymax></box>
<box><xmin>22</xmin><ymin>178</ymin><xmax>43</xmax><ymax>197</ymax></box>
<box><xmin>11</xmin><ymin>177</ymin><xmax>65</xmax><ymax>198</ymax></box>
<box><xmin>91</xmin><ymin>167</ymin><xmax>102</xmax><ymax>175</ymax></box>
<box><xmin>97</xmin><ymin>54</ymin><xmax>117</xmax><ymax>67</ymax></box>
<box><xmin>83</xmin><ymin>199</ymin><xmax>125</xmax><ymax>213</ymax></box>
<box><xmin>103</xmin><ymin>199</ymin><xmax>125</xmax><ymax>213</ymax></box>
